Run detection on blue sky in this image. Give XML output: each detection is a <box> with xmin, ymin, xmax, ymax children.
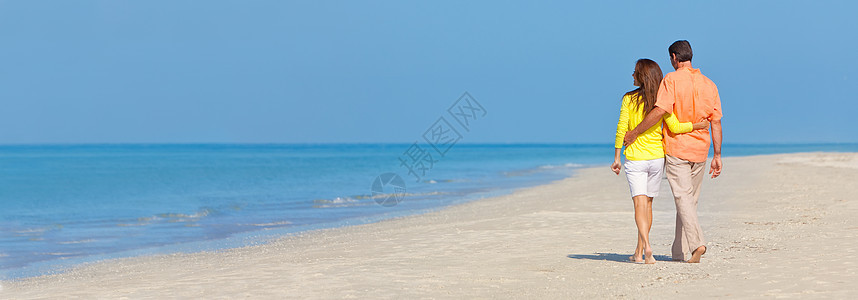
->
<box><xmin>0</xmin><ymin>1</ymin><xmax>856</xmax><ymax>144</ymax></box>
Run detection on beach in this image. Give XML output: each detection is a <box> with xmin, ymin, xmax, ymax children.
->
<box><xmin>2</xmin><ymin>152</ymin><xmax>857</xmax><ymax>298</ymax></box>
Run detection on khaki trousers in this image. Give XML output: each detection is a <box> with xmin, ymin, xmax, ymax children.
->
<box><xmin>665</xmin><ymin>154</ymin><xmax>706</xmax><ymax>260</ymax></box>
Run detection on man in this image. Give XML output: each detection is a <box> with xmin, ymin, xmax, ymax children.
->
<box><xmin>623</xmin><ymin>40</ymin><xmax>723</xmax><ymax>263</ymax></box>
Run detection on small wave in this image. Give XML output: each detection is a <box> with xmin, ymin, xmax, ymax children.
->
<box><xmin>313</xmin><ymin>191</ymin><xmax>448</xmax><ymax>208</ymax></box>
<box><xmin>312</xmin><ymin>196</ymin><xmax>372</xmax><ymax>208</ymax></box>
<box><xmin>57</xmin><ymin>239</ymin><xmax>95</xmax><ymax>245</ymax></box>
<box><xmin>424</xmin><ymin>179</ymin><xmax>454</xmax><ymax>184</ymax></box>
<box><xmin>249</xmin><ymin>221</ymin><xmax>292</xmax><ymax>227</ymax></box>
<box><xmin>313</xmin><ymin>197</ymin><xmax>358</xmax><ymax>204</ymax></box>
<box><xmin>156</xmin><ymin>208</ymin><xmax>212</xmax><ymax>219</ymax></box>
<box><xmin>119</xmin><ymin>208</ymin><xmax>214</xmax><ymax>227</ymax></box>
<box><xmin>366</xmin><ymin>191</ymin><xmax>446</xmax><ymax>200</ymax></box>
<box><xmin>39</xmin><ymin>252</ymin><xmax>78</xmax><ymax>256</ymax></box>
<box><xmin>15</xmin><ymin>228</ymin><xmax>48</xmax><ymax>234</ymax></box>
<box><xmin>14</xmin><ymin>224</ymin><xmax>63</xmax><ymax>236</ymax></box>
<box><xmin>538</xmin><ymin>163</ymin><xmax>584</xmax><ymax>169</ymax></box>
<box><xmin>312</xmin><ymin>203</ymin><xmax>371</xmax><ymax>209</ymax></box>
<box><xmin>503</xmin><ymin>170</ymin><xmax>533</xmax><ymax>177</ymax></box>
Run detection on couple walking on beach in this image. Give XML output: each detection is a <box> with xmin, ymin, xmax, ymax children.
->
<box><xmin>612</xmin><ymin>40</ymin><xmax>723</xmax><ymax>264</ymax></box>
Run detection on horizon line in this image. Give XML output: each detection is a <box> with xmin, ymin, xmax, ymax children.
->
<box><xmin>2</xmin><ymin>142</ymin><xmax>858</xmax><ymax>146</ymax></box>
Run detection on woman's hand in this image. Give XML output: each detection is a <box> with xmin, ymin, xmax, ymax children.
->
<box><xmin>693</xmin><ymin>119</ymin><xmax>710</xmax><ymax>130</ymax></box>
<box><xmin>611</xmin><ymin>160</ymin><xmax>622</xmax><ymax>175</ymax></box>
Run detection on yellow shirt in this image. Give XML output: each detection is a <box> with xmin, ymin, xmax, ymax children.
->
<box><xmin>615</xmin><ymin>93</ymin><xmax>693</xmax><ymax>161</ymax></box>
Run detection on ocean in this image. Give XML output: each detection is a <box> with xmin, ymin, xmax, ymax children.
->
<box><xmin>2</xmin><ymin>143</ymin><xmax>857</xmax><ymax>279</ymax></box>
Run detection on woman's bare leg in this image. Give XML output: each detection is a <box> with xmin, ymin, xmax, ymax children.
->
<box><xmin>630</xmin><ymin>196</ymin><xmax>645</xmax><ymax>262</ymax></box>
<box><xmin>645</xmin><ymin>197</ymin><xmax>655</xmax><ymax>264</ymax></box>
<box><xmin>633</xmin><ymin>195</ymin><xmax>655</xmax><ymax>264</ymax></box>
<box><xmin>647</xmin><ymin>197</ymin><xmax>653</xmax><ymax>233</ymax></box>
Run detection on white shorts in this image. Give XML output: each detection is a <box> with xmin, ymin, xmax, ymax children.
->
<box><xmin>623</xmin><ymin>158</ymin><xmax>665</xmax><ymax>198</ymax></box>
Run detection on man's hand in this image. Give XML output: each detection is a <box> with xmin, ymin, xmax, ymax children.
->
<box><xmin>622</xmin><ymin>130</ymin><xmax>640</xmax><ymax>147</ymax></box>
<box><xmin>611</xmin><ymin>160</ymin><xmax>621</xmax><ymax>175</ymax></box>
<box><xmin>692</xmin><ymin>119</ymin><xmax>710</xmax><ymax>130</ymax></box>
<box><xmin>709</xmin><ymin>155</ymin><xmax>722</xmax><ymax>178</ymax></box>
<box><xmin>710</xmin><ymin>119</ymin><xmax>722</xmax><ymax>178</ymax></box>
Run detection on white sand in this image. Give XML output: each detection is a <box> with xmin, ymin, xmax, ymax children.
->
<box><xmin>3</xmin><ymin>152</ymin><xmax>857</xmax><ymax>299</ymax></box>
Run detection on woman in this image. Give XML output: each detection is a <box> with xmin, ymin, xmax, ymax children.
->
<box><xmin>611</xmin><ymin>59</ymin><xmax>708</xmax><ymax>264</ymax></box>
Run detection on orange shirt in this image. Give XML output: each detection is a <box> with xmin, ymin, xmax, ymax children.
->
<box><xmin>655</xmin><ymin>67</ymin><xmax>722</xmax><ymax>163</ymax></box>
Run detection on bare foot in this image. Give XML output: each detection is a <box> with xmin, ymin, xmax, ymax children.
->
<box><xmin>644</xmin><ymin>248</ymin><xmax>656</xmax><ymax>264</ymax></box>
<box><xmin>630</xmin><ymin>244</ymin><xmax>644</xmax><ymax>263</ymax></box>
<box><xmin>687</xmin><ymin>245</ymin><xmax>706</xmax><ymax>263</ymax></box>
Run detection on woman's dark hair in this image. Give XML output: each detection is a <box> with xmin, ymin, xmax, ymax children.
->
<box><xmin>668</xmin><ymin>40</ymin><xmax>693</xmax><ymax>62</ymax></box>
<box><xmin>625</xmin><ymin>59</ymin><xmax>663</xmax><ymax>116</ymax></box>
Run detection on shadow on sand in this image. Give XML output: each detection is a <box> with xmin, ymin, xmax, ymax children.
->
<box><xmin>567</xmin><ymin>252</ymin><xmax>673</xmax><ymax>263</ymax></box>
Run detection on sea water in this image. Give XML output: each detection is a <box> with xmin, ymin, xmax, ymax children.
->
<box><xmin>1</xmin><ymin>143</ymin><xmax>856</xmax><ymax>278</ymax></box>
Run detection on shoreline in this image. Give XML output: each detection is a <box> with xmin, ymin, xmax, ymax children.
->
<box><xmin>3</xmin><ymin>152</ymin><xmax>857</xmax><ymax>298</ymax></box>
<box><xmin>0</xmin><ymin>143</ymin><xmax>593</xmax><ymax>279</ymax></box>
<box><xmin>0</xmin><ymin>162</ymin><xmax>579</xmax><ymax>280</ymax></box>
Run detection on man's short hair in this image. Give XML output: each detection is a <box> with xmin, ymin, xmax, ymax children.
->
<box><xmin>669</xmin><ymin>40</ymin><xmax>693</xmax><ymax>62</ymax></box>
